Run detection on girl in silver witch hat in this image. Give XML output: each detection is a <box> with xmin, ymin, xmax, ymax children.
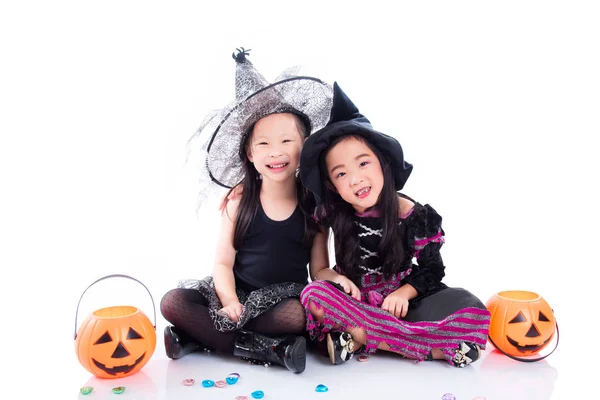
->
<box><xmin>160</xmin><ymin>48</ymin><xmax>333</xmax><ymax>373</ymax></box>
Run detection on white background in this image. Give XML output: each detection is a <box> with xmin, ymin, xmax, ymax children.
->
<box><xmin>1</xmin><ymin>0</ymin><xmax>598</xmax><ymax>397</ymax></box>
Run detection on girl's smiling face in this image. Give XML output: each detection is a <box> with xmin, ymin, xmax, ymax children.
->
<box><xmin>325</xmin><ymin>136</ymin><xmax>384</xmax><ymax>213</ymax></box>
<box><xmin>247</xmin><ymin>113</ymin><xmax>305</xmax><ymax>183</ymax></box>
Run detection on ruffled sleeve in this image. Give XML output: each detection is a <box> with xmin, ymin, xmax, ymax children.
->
<box><xmin>402</xmin><ymin>204</ymin><xmax>447</xmax><ymax>297</ymax></box>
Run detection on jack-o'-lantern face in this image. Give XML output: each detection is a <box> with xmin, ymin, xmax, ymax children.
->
<box><xmin>504</xmin><ymin>307</ymin><xmax>553</xmax><ymax>353</ymax></box>
<box><xmin>486</xmin><ymin>291</ymin><xmax>555</xmax><ymax>357</ymax></box>
<box><xmin>75</xmin><ymin>306</ymin><xmax>156</xmax><ymax>379</ymax></box>
<box><xmin>91</xmin><ymin>326</ymin><xmax>147</xmax><ymax>375</ymax></box>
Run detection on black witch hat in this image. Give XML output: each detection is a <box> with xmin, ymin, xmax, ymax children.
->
<box><xmin>300</xmin><ymin>82</ymin><xmax>413</xmax><ymax>203</ymax></box>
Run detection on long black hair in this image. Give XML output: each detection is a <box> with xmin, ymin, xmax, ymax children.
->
<box><xmin>319</xmin><ymin>135</ymin><xmax>405</xmax><ymax>284</ymax></box>
<box><xmin>225</xmin><ymin>112</ymin><xmax>319</xmax><ymax>249</ymax></box>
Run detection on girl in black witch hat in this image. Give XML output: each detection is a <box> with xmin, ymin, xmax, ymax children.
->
<box><xmin>299</xmin><ymin>82</ymin><xmax>491</xmax><ymax>367</ymax></box>
<box><xmin>160</xmin><ymin>49</ymin><xmax>333</xmax><ymax>373</ymax></box>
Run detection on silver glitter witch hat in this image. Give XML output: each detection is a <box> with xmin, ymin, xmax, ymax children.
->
<box><xmin>189</xmin><ymin>48</ymin><xmax>333</xmax><ymax>197</ymax></box>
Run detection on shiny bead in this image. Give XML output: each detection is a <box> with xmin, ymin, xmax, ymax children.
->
<box><xmin>181</xmin><ymin>378</ymin><xmax>195</xmax><ymax>386</ymax></box>
<box><xmin>202</xmin><ymin>380</ymin><xmax>215</xmax><ymax>388</ymax></box>
<box><xmin>235</xmin><ymin>397</ymin><xmax>249</xmax><ymax>400</ymax></box>
<box><xmin>112</xmin><ymin>386</ymin><xmax>126</xmax><ymax>394</ymax></box>
<box><xmin>442</xmin><ymin>394</ymin><xmax>456</xmax><ymax>400</ymax></box>
<box><xmin>79</xmin><ymin>387</ymin><xmax>93</xmax><ymax>395</ymax></box>
<box><xmin>226</xmin><ymin>374</ymin><xmax>240</xmax><ymax>385</ymax></box>
<box><xmin>316</xmin><ymin>384</ymin><xmax>329</xmax><ymax>392</ymax></box>
<box><xmin>251</xmin><ymin>390</ymin><xmax>265</xmax><ymax>399</ymax></box>
<box><xmin>215</xmin><ymin>380</ymin><xmax>227</xmax><ymax>388</ymax></box>
<box><xmin>357</xmin><ymin>355</ymin><xmax>369</xmax><ymax>362</ymax></box>
<box><xmin>229</xmin><ymin>373</ymin><xmax>241</xmax><ymax>378</ymax></box>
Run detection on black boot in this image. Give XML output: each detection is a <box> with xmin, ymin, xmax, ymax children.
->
<box><xmin>233</xmin><ymin>330</ymin><xmax>306</xmax><ymax>373</ymax></box>
<box><xmin>164</xmin><ymin>325</ymin><xmax>211</xmax><ymax>360</ymax></box>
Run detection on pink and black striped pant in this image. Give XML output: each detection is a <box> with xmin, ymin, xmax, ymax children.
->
<box><xmin>301</xmin><ymin>280</ymin><xmax>490</xmax><ymax>364</ymax></box>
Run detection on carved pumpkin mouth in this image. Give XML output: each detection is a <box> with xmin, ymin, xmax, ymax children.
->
<box><xmin>92</xmin><ymin>352</ymin><xmax>146</xmax><ymax>375</ymax></box>
<box><xmin>506</xmin><ymin>335</ymin><xmax>553</xmax><ymax>353</ymax></box>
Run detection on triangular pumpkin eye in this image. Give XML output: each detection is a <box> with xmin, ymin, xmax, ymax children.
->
<box><xmin>509</xmin><ymin>311</ymin><xmax>527</xmax><ymax>323</ymax></box>
<box><xmin>127</xmin><ymin>327</ymin><xmax>143</xmax><ymax>339</ymax></box>
<box><xmin>94</xmin><ymin>331</ymin><xmax>113</xmax><ymax>345</ymax></box>
<box><xmin>539</xmin><ymin>311</ymin><xmax>550</xmax><ymax>322</ymax></box>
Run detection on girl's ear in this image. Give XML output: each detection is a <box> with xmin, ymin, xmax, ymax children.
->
<box><xmin>246</xmin><ymin>146</ymin><xmax>254</xmax><ymax>163</ymax></box>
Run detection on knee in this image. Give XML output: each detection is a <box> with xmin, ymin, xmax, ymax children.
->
<box><xmin>300</xmin><ymin>280</ymin><xmax>330</xmax><ymax>305</ymax></box>
<box><xmin>300</xmin><ymin>284</ymin><xmax>317</xmax><ymax>306</ymax></box>
<box><xmin>160</xmin><ymin>288</ymin><xmax>183</xmax><ymax>319</ymax></box>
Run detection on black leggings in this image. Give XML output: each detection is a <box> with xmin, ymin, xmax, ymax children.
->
<box><xmin>160</xmin><ymin>288</ymin><xmax>306</xmax><ymax>353</ymax></box>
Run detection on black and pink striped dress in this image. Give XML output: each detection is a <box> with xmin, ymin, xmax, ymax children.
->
<box><xmin>300</xmin><ymin>202</ymin><xmax>490</xmax><ymax>364</ymax></box>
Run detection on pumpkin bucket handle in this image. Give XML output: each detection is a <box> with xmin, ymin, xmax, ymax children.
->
<box><xmin>74</xmin><ymin>274</ymin><xmax>157</xmax><ymax>340</ymax></box>
<box><xmin>488</xmin><ymin>319</ymin><xmax>560</xmax><ymax>362</ymax></box>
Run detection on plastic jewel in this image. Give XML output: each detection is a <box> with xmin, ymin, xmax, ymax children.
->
<box><xmin>442</xmin><ymin>394</ymin><xmax>456</xmax><ymax>400</ymax></box>
<box><xmin>80</xmin><ymin>387</ymin><xmax>93</xmax><ymax>395</ymax></box>
<box><xmin>316</xmin><ymin>384</ymin><xmax>329</xmax><ymax>392</ymax></box>
<box><xmin>202</xmin><ymin>380</ymin><xmax>215</xmax><ymax>388</ymax></box>
<box><xmin>357</xmin><ymin>355</ymin><xmax>369</xmax><ymax>362</ymax></box>
<box><xmin>112</xmin><ymin>386</ymin><xmax>126</xmax><ymax>394</ymax></box>
<box><xmin>226</xmin><ymin>374</ymin><xmax>240</xmax><ymax>385</ymax></box>
<box><xmin>215</xmin><ymin>380</ymin><xmax>227</xmax><ymax>388</ymax></box>
<box><xmin>251</xmin><ymin>390</ymin><xmax>265</xmax><ymax>399</ymax></box>
<box><xmin>181</xmin><ymin>378</ymin><xmax>195</xmax><ymax>386</ymax></box>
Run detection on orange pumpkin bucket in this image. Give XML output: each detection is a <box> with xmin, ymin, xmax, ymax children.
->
<box><xmin>486</xmin><ymin>290</ymin><xmax>559</xmax><ymax>362</ymax></box>
<box><xmin>74</xmin><ymin>274</ymin><xmax>157</xmax><ymax>379</ymax></box>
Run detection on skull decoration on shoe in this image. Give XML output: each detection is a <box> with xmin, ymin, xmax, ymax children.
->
<box><xmin>327</xmin><ymin>331</ymin><xmax>355</xmax><ymax>365</ymax></box>
<box><xmin>452</xmin><ymin>342</ymin><xmax>481</xmax><ymax>367</ymax></box>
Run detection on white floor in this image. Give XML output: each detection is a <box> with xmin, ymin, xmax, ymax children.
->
<box><xmin>47</xmin><ymin>269</ymin><xmax>588</xmax><ymax>400</ymax></box>
<box><xmin>66</xmin><ymin>336</ymin><xmax>564</xmax><ymax>400</ymax></box>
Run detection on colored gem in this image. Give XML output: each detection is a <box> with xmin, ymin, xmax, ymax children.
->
<box><xmin>181</xmin><ymin>378</ymin><xmax>195</xmax><ymax>386</ymax></box>
<box><xmin>226</xmin><ymin>374</ymin><xmax>240</xmax><ymax>385</ymax></box>
<box><xmin>235</xmin><ymin>397</ymin><xmax>249</xmax><ymax>400</ymax></box>
<box><xmin>251</xmin><ymin>390</ymin><xmax>265</xmax><ymax>399</ymax></box>
<box><xmin>357</xmin><ymin>354</ymin><xmax>369</xmax><ymax>362</ymax></box>
<box><xmin>316</xmin><ymin>384</ymin><xmax>329</xmax><ymax>392</ymax></box>
<box><xmin>202</xmin><ymin>380</ymin><xmax>215</xmax><ymax>387</ymax></box>
<box><xmin>80</xmin><ymin>386</ymin><xmax>93</xmax><ymax>395</ymax></box>
<box><xmin>215</xmin><ymin>380</ymin><xmax>227</xmax><ymax>388</ymax></box>
<box><xmin>112</xmin><ymin>386</ymin><xmax>126</xmax><ymax>394</ymax></box>
<box><xmin>442</xmin><ymin>394</ymin><xmax>456</xmax><ymax>400</ymax></box>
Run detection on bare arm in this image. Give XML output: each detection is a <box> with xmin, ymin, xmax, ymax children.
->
<box><xmin>212</xmin><ymin>198</ymin><xmax>243</xmax><ymax>320</ymax></box>
<box><xmin>308</xmin><ymin>228</ymin><xmax>330</xmax><ymax>280</ymax></box>
<box><xmin>310</xmin><ymin>228</ymin><xmax>361</xmax><ymax>300</ymax></box>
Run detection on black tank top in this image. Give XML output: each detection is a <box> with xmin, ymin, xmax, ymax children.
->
<box><xmin>234</xmin><ymin>202</ymin><xmax>311</xmax><ymax>292</ymax></box>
